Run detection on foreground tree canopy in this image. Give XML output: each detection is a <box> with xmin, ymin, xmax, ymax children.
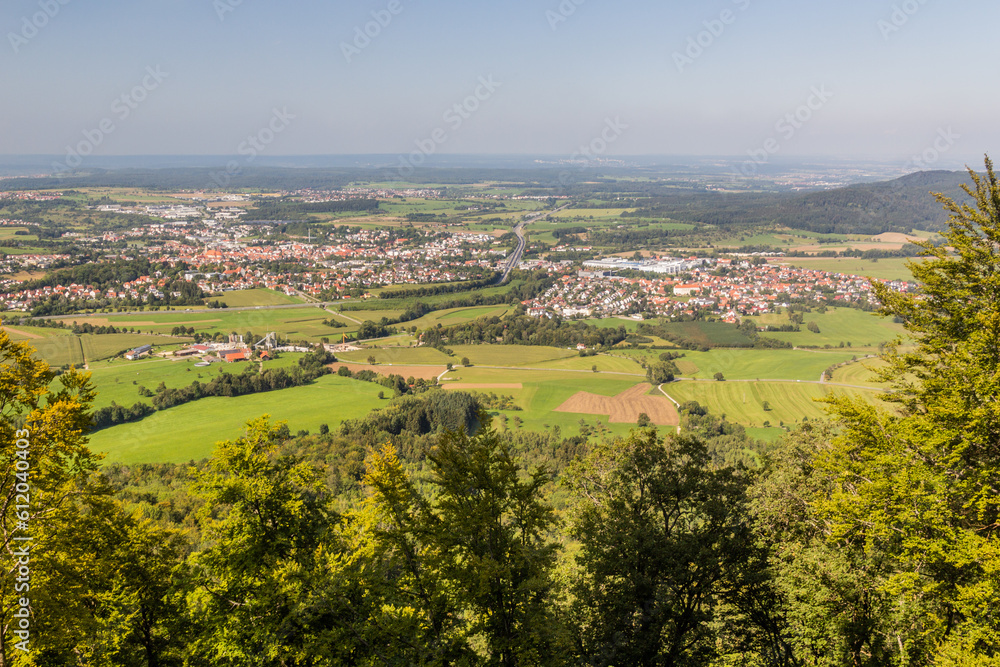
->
<box><xmin>0</xmin><ymin>156</ymin><xmax>998</xmax><ymax>665</ymax></box>
<box><xmin>751</xmin><ymin>157</ymin><xmax>1000</xmax><ymax>666</ymax></box>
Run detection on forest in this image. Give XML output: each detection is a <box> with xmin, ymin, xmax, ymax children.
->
<box><xmin>0</xmin><ymin>161</ymin><xmax>999</xmax><ymax>665</ymax></box>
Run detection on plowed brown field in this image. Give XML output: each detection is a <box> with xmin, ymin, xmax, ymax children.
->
<box><xmin>554</xmin><ymin>383</ymin><xmax>679</xmax><ymax>426</ymax></box>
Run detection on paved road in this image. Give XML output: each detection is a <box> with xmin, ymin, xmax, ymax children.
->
<box><xmin>497</xmin><ymin>204</ymin><xmax>571</xmax><ymax>284</ymax></box>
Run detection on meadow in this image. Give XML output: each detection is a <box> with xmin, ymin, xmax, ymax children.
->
<box><xmin>664</xmin><ymin>380</ymin><xmax>882</xmax><ymax>428</ymax></box>
<box><xmin>442</xmin><ymin>366</ymin><xmax>654</xmax><ymax>440</ymax></box>
<box><xmin>57</xmin><ymin>307</ymin><xmax>342</xmax><ymax>342</ymax></box>
<box><xmin>212</xmin><ymin>288</ymin><xmax>305</xmax><ymax>307</ymax></box>
<box><xmin>673</xmin><ymin>348</ymin><xmax>860</xmax><ymax>382</ymax></box>
<box><xmin>830</xmin><ymin>357</ymin><xmax>892</xmax><ymax>388</ymax></box>
<box><xmin>749</xmin><ymin>308</ymin><xmax>906</xmax><ymax>349</ymax></box>
<box><xmin>2</xmin><ymin>326</ymin><xmax>187</xmax><ymax>367</ymax></box>
<box><xmin>582</xmin><ymin>317</ymin><xmax>642</xmax><ymax>332</ymax></box>
<box><xmin>775</xmin><ymin>257</ymin><xmax>916</xmax><ymax>282</ymax></box>
<box><xmin>89</xmin><ymin>374</ymin><xmax>385</xmax><ymax>464</ymax></box>
<box><xmin>82</xmin><ymin>352</ymin><xmax>308</xmax><ymax>409</ymax></box>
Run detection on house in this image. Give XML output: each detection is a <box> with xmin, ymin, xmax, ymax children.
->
<box><xmin>125</xmin><ymin>344</ymin><xmax>152</xmax><ymax>360</ymax></box>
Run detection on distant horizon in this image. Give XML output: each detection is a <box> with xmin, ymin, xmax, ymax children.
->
<box><xmin>0</xmin><ymin>152</ymin><xmax>981</xmax><ymax>170</ymax></box>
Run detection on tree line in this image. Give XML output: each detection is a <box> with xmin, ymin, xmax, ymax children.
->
<box><xmin>420</xmin><ymin>312</ymin><xmax>629</xmax><ymax>349</ymax></box>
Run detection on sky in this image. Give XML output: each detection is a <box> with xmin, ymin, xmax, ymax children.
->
<box><xmin>1</xmin><ymin>0</ymin><xmax>996</xmax><ymax>168</ymax></box>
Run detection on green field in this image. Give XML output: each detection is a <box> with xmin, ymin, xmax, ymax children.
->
<box><xmin>581</xmin><ymin>317</ymin><xmax>641</xmax><ymax>332</ymax></box>
<box><xmin>334</xmin><ymin>309</ymin><xmax>405</xmax><ymax>323</ymax></box>
<box><xmin>1</xmin><ymin>324</ymin><xmax>75</xmax><ymax>339</ymax></box>
<box><xmin>57</xmin><ymin>307</ymin><xmax>344</xmax><ymax>343</ymax></box>
<box><xmin>31</xmin><ymin>335</ymin><xmax>84</xmax><ymax>367</ymax></box>
<box><xmin>82</xmin><ymin>353</ymin><xmax>308</xmax><ymax>409</ymax></box>
<box><xmin>675</xmin><ymin>348</ymin><xmax>860</xmax><ymax>382</ymax></box>
<box><xmin>652</xmin><ymin>321</ymin><xmax>757</xmax><ymax>348</ymax></box>
<box><xmin>213</xmin><ymin>288</ymin><xmax>304</xmax><ymax>307</ymax></box>
<box><xmin>750</xmin><ymin>309</ymin><xmax>905</xmax><ymax>349</ymax></box>
<box><xmin>447</xmin><ymin>345</ymin><xmax>578</xmax><ymax>367</ymax></box>
<box><xmin>90</xmin><ymin>374</ymin><xmax>385</xmax><ymax>464</ymax></box>
<box><xmin>435</xmin><ymin>305</ymin><xmax>512</xmax><ymax>323</ymax></box>
<box><xmin>443</xmin><ymin>366</ymin><xmax>650</xmax><ymax>439</ymax></box>
<box><xmin>336</xmin><ymin>343</ymin><xmax>593</xmax><ymax>369</ymax></box>
<box><xmin>664</xmin><ymin>380</ymin><xmax>881</xmax><ymax>427</ymax></box>
<box><xmin>776</xmin><ymin>257</ymin><xmax>916</xmax><ymax>282</ymax></box>
<box><xmin>830</xmin><ymin>357</ymin><xmax>891</xmax><ymax>388</ymax></box>
<box><xmin>392</xmin><ymin>305</ymin><xmax>512</xmax><ymax>330</ymax></box>
<box><xmin>527</xmin><ymin>354</ymin><xmax>644</xmax><ymax>374</ymax></box>
<box><xmin>338</xmin><ymin>346</ymin><xmax>453</xmax><ymax>365</ymax></box>
<box><xmin>80</xmin><ymin>334</ymin><xmax>187</xmax><ymax>362</ymax></box>
<box><xmin>547</xmin><ymin>208</ymin><xmax>635</xmax><ymax>218</ymax></box>
<box><xmin>0</xmin><ymin>227</ymin><xmax>37</xmax><ymax>241</ymax></box>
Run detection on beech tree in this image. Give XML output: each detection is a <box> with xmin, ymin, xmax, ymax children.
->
<box><xmin>566</xmin><ymin>430</ymin><xmax>753</xmax><ymax>666</ymax></box>
<box><xmin>361</xmin><ymin>420</ymin><xmax>563</xmax><ymax>666</ymax></box>
<box><xmin>753</xmin><ymin>156</ymin><xmax>1000</xmax><ymax>665</ymax></box>
<box><xmin>185</xmin><ymin>417</ymin><xmax>337</xmax><ymax>665</ymax></box>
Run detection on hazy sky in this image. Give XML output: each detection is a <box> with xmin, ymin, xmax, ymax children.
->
<box><xmin>2</xmin><ymin>0</ymin><xmax>996</xmax><ymax>167</ymax></box>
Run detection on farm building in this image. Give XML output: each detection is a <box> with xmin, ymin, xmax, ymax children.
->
<box><xmin>125</xmin><ymin>344</ymin><xmax>152</xmax><ymax>360</ymax></box>
<box><xmin>222</xmin><ymin>349</ymin><xmax>251</xmax><ymax>363</ymax></box>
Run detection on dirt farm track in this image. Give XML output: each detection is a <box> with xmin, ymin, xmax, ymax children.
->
<box><xmin>554</xmin><ymin>383</ymin><xmax>680</xmax><ymax>426</ymax></box>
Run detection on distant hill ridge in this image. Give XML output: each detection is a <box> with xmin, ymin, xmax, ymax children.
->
<box><xmin>1</xmin><ymin>166</ymin><xmax>978</xmax><ymax>235</ymax></box>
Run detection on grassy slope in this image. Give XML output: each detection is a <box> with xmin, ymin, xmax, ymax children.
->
<box><xmin>443</xmin><ymin>366</ymin><xmax>651</xmax><ymax>438</ymax></box>
<box><xmin>677</xmin><ymin>348</ymin><xmax>860</xmax><ymax>382</ymax></box>
<box><xmin>90</xmin><ymin>374</ymin><xmax>384</xmax><ymax>464</ymax></box>
<box><xmin>82</xmin><ymin>353</ymin><xmax>308</xmax><ymax>409</ymax></box>
<box><xmin>830</xmin><ymin>357</ymin><xmax>891</xmax><ymax>388</ymax></box>
<box><xmin>749</xmin><ymin>309</ymin><xmax>905</xmax><ymax>349</ymax></box>
<box><xmin>664</xmin><ymin>380</ymin><xmax>881</xmax><ymax>427</ymax></box>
